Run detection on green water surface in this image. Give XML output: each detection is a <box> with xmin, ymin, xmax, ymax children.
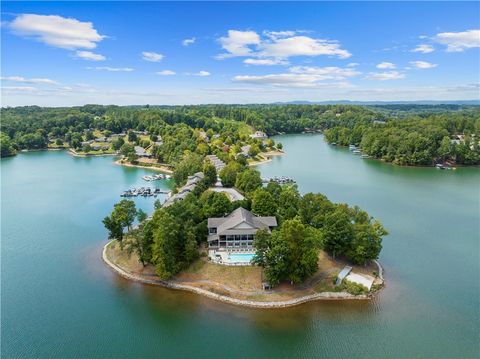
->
<box><xmin>2</xmin><ymin>134</ymin><xmax>479</xmax><ymax>358</ymax></box>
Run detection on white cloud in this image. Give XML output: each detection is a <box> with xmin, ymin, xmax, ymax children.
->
<box><xmin>259</xmin><ymin>36</ymin><xmax>351</xmax><ymax>59</ymax></box>
<box><xmin>182</xmin><ymin>37</ymin><xmax>195</xmax><ymax>46</ymax></box>
<box><xmin>195</xmin><ymin>71</ymin><xmax>210</xmax><ymax>77</ymax></box>
<box><xmin>156</xmin><ymin>70</ymin><xmax>176</xmax><ymax>76</ymax></box>
<box><xmin>411</xmin><ymin>44</ymin><xmax>434</xmax><ymax>53</ymax></box>
<box><xmin>218</xmin><ymin>30</ymin><xmax>261</xmax><ymax>58</ymax></box>
<box><xmin>289</xmin><ymin>66</ymin><xmax>360</xmax><ymax>79</ymax></box>
<box><xmin>243</xmin><ymin>58</ymin><xmax>288</xmax><ymax>66</ymax></box>
<box><xmin>347</xmin><ymin>62</ymin><xmax>359</xmax><ymax>67</ymax></box>
<box><xmin>263</xmin><ymin>30</ymin><xmax>296</xmax><ymax>40</ymax></box>
<box><xmin>434</xmin><ymin>29</ymin><xmax>480</xmax><ymax>52</ymax></box>
<box><xmin>376</xmin><ymin>62</ymin><xmax>396</xmax><ymax>69</ymax></box>
<box><xmin>86</xmin><ymin>67</ymin><xmax>134</xmax><ymax>72</ymax></box>
<box><xmin>233</xmin><ymin>74</ymin><xmax>352</xmax><ymax>88</ymax></box>
<box><xmin>9</xmin><ymin>14</ymin><xmax>105</xmax><ymax>49</ymax></box>
<box><xmin>409</xmin><ymin>61</ymin><xmax>437</xmax><ymax>69</ymax></box>
<box><xmin>217</xmin><ymin>30</ymin><xmax>351</xmax><ymax>60</ymax></box>
<box><xmin>365</xmin><ymin>71</ymin><xmax>405</xmax><ymax>81</ymax></box>
<box><xmin>233</xmin><ymin>66</ymin><xmax>360</xmax><ymax>88</ymax></box>
<box><xmin>142</xmin><ymin>51</ymin><xmax>164</xmax><ymax>62</ymax></box>
<box><xmin>1</xmin><ymin>76</ymin><xmax>59</xmax><ymax>85</ymax></box>
<box><xmin>75</xmin><ymin>50</ymin><xmax>105</xmax><ymax>61</ymax></box>
<box><xmin>2</xmin><ymin>86</ymin><xmax>38</xmax><ymax>92</ymax></box>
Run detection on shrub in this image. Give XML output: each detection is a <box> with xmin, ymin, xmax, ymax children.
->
<box><xmin>342</xmin><ymin>280</ymin><xmax>368</xmax><ymax>295</ymax></box>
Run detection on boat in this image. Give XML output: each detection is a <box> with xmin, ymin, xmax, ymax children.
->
<box><xmin>361</xmin><ymin>154</ymin><xmax>371</xmax><ymax>158</ymax></box>
<box><xmin>349</xmin><ymin>144</ymin><xmax>356</xmax><ymax>151</ymax></box>
<box><xmin>353</xmin><ymin>149</ymin><xmax>362</xmax><ymax>154</ymax></box>
<box><xmin>436</xmin><ymin>164</ymin><xmax>445</xmax><ymax>169</ymax></box>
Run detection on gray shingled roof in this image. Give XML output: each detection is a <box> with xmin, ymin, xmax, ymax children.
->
<box><xmin>208</xmin><ymin>207</ymin><xmax>277</xmax><ymax>235</ymax></box>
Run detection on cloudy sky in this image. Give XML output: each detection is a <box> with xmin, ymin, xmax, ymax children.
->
<box><xmin>1</xmin><ymin>2</ymin><xmax>479</xmax><ymax>106</ymax></box>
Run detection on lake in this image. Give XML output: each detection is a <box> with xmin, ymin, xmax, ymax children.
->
<box><xmin>2</xmin><ymin>134</ymin><xmax>479</xmax><ymax>358</ymax></box>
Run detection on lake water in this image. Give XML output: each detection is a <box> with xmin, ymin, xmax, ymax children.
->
<box><xmin>2</xmin><ymin>134</ymin><xmax>479</xmax><ymax>358</ymax></box>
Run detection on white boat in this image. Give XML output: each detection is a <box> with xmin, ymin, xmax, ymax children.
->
<box><xmin>353</xmin><ymin>149</ymin><xmax>362</xmax><ymax>154</ymax></box>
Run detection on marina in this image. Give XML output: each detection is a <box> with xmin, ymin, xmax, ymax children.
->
<box><xmin>120</xmin><ymin>187</ymin><xmax>171</xmax><ymax>198</ymax></box>
<box><xmin>262</xmin><ymin>176</ymin><xmax>296</xmax><ymax>185</ymax></box>
<box><xmin>142</xmin><ymin>174</ymin><xmax>172</xmax><ymax>181</ymax></box>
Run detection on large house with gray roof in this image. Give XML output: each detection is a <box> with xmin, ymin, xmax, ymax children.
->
<box><xmin>207</xmin><ymin>207</ymin><xmax>277</xmax><ymax>250</ymax></box>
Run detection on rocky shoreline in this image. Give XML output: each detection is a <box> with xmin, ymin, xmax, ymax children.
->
<box><xmin>102</xmin><ymin>241</ymin><xmax>382</xmax><ymax>309</ymax></box>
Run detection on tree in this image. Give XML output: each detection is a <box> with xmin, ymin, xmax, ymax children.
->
<box><xmin>276</xmin><ymin>142</ymin><xmax>283</xmax><ymax>150</ymax></box>
<box><xmin>137</xmin><ymin>209</ymin><xmax>148</xmax><ymax>223</ymax></box>
<box><xmin>236</xmin><ymin>154</ymin><xmax>248</xmax><ymax>166</ymax></box>
<box><xmin>346</xmin><ymin>220</ymin><xmax>387</xmax><ymax>265</ymax></box>
<box><xmin>120</xmin><ymin>143</ymin><xmax>135</xmax><ymax>157</ymax></box>
<box><xmin>173</xmin><ymin>152</ymin><xmax>203</xmax><ymax>185</ymax></box>
<box><xmin>252</xmin><ymin>229</ymin><xmax>270</xmax><ymax>266</ymax></box>
<box><xmin>264</xmin><ymin>219</ymin><xmax>321</xmax><ymax>285</ymax></box>
<box><xmin>55</xmin><ymin>138</ymin><xmax>63</xmax><ymax>146</ymax></box>
<box><xmin>299</xmin><ymin>193</ymin><xmax>335</xmax><ymax>227</ymax></box>
<box><xmin>0</xmin><ymin>133</ymin><xmax>16</xmax><ymax>157</ymax></box>
<box><xmin>113</xmin><ymin>199</ymin><xmax>137</xmax><ymax>231</ymax></box>
<box><xmin>235</xmin><ymin>168</ymin><xmax>262</xmax><ymax>193</ymax></box>
<box><xmin>200</xmin><ymin>191</ymin><xmax>232</xmax><ymax>218</ymax></box>
<box><xmin>203</xmin><ymin>162</ymin><xmax>217</xmax><ymax>187</ymax></box>
<box><xmin>112</xmin><ymin>137</ymin><xmax>125</xmax><ymax>150</ymax></box>
<box><xmin>437</xmin><ymin>136</ymin><xmax>452</xmax><ymax>161</ymax></box>
<box><xmin>85</xmin><ymin>130</ymin><xmax>94</xmax><ymax>141</ymax></box>
<box><xmin>251</xmin><ymin>188</ymin><xmax>277</xmax><ymax>216</ymax></box>
<box><xmin>102</xmin><ymin>214</ymin><xmax>124</xmax><ymax>243</ymax></box>
<box><xmin>276</xmin><ymin>185</ymin><xmax>301</xmax><ymax>221</ymax></box>
<box><xmin>248</xmin><ymin>144</ymin><xmax>260</xmax><ymax>157</ymax></box>
<box><xmin>219</xmin><ymin>161</ymin><xmax>243</xmax><ymax>187</ymax></box>
<box><xmin>127</xmin><ymin>131</ymin><xmax>137</xmax><ymax>142</ymax></box>
<box><xmin>83</xmin><ymin>144</ymin><xmax>92</xmax><ymax>153</ymax></box>
<box><xmin>151</xmin><ymin>211</ymin><xmax>181</xmax><ymax>279</ymax></box>
<box><xmin>124</xmin><ymin>226</ymin><xmax>150</xmax><ymax>266</ymax></box>
<box><xmin>323</xmin><ymin>206</ymin><xmax>354</xmax><ymax>259</ymax></box>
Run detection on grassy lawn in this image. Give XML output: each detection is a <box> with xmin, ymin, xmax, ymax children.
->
<box><xmin>107</xmin><ymin>240</ymin><xmax>379</xmax><ymax>302</ymax></box>
<box><xmin>179</xmin><ymin>259</ymin><xmax>263</xmax><ymax>292</ymax></box>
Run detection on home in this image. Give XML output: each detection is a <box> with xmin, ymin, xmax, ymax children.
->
<box><xmin>163</xmin><ymin>172</ymin><xmax>204</xmax><ymax>207</ymax></box>
<box><xmin>240</xmin><ymin>145</ymin><xmax>251</xmax><ymax>157</ymax></box>
<box><xmin>207</xmin><ymin>207</ymin><xmax>277</xmax><ymax>250</ymax></box>
<box><xmin>249</xmin><ymin>131</ymin><xmax>268</xmax><ymax>139</ymax></box>
<box><xmin>206</xmin><ymin>154</ymin><xmax>226</xmax><ymax>171</ymax></box>
<box><xmin>134</xmin><ymin>146</ymin><xmax>152</xmax><ymax>158</ymax></box>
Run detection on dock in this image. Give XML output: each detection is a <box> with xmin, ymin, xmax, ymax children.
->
<box><xmin>262</xmin><ymin>176</ymin><xmax>296</xmax><ymax>185</ymax></box>
<box><xmin>120</xmin><ymin>187</ymin><xmax>171</xmax><ymax>198</ymax></box>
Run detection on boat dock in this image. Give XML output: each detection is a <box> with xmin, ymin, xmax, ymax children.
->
<box><xmin>120</xmin><ymin>187</ymin><xmax>171</xmax><ymax>198</ymax></box>
<box><xmin>262</xmin><ymin>176</ymin><xmax>296</xmax><ymax>185</ymax></box>
<box><xmin>142</xmin><ymin>174</ymin><xmax>172</xmax><ymax>181</ymax></box>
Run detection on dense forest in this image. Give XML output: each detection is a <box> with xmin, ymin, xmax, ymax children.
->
<box><xmin>1</xmin><ymin>104</ymin><xmax>479</xmax><ymax>165</ymax></box>
<box><xmin>104</xmin><ymin>166</ymin><xmax>387</xmax><ymax>286</ymax></box>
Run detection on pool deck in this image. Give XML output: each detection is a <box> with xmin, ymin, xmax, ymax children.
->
<box><xmin>208</xmin><ymin>249</ymin><xmax>255</xmax><ymax>266</ymax></box>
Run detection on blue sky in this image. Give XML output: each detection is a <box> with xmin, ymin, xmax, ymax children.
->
<box><xmin>1</xmin><ymin>1</ymin><xmax>479</xmax><ymax>106</ymax></box>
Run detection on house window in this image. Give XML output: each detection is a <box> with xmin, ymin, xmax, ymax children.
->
<box><xmin>209</xmin><ymin>228</ymin><xmax>217</xmax><ymax>234</ymax></box>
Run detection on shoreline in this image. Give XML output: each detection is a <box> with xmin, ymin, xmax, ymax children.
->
<box><xmin>103</xmin><ymin>241</ymin><xmax>383</xmax><ymax>309</ymax></box>
<box><xmin>249</xmin><ymin>150</ymin><xmax>285</xmax><ymax>167</ymax></box>
<box><xmin>68</xmin><ymin>149</ymin><xmax>119</xmax><ymax>158</ymax></box>
<box><xmin>327</xmin><ymin>143</ymin><xmax>477</xmax><ymax>169</ymax></box>
<box><xmin>114</xmin><ymin>159</ymin><xmax>174</xmax><ymax>174</ymax></box>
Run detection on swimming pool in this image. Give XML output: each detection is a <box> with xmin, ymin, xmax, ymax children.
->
<box><xmin>227</xmin><ymin>253</ymin><xmax>255</xmax><ymax>263</ymax></box>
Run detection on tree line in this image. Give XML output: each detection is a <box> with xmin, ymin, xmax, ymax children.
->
<box><xmin>104</xmin><ymin>156</ymin><xmax>387</xmax><ymax>286</ymax></box>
